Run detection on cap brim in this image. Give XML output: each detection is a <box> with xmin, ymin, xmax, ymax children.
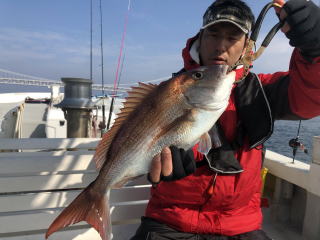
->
<box><xmin>201</xmin><ymin>19</ymin><xmax>249</xmax><ymax>34</ymax></box>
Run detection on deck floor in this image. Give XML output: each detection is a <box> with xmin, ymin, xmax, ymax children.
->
<box><xmin>262</xmin><ymin>208</ymin><xmax>303</xmax><ymax>240</ymax></box>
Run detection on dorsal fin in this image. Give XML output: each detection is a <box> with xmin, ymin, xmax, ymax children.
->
<box><xmin>92</xmin><ymin>82</ymin><xmax>157</xmax><ymax>169</ymax></box>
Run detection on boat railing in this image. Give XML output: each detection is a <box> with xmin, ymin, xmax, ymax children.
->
<box><xmin>1</xmin><ymin>137</ymin><xmax>319</xmax><ymax>240</ymax></box>
<box><xmin>0</xmin><ymin>138</ymin><xmax>150</xmax><ymax>240</ymax></box>
<box><xmin>263</xmin><ymin>136</ymin><xmax>320</xmax><ymax>240</ymax></box>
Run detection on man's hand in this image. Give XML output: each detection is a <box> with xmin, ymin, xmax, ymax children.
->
<box><xmin>148</xmin><ymin>146</ymin><xmax>197</xmax><ymax>186</ymax></box>
<box><xmin>148</xmin><ymin>147</ymin><xmax>173</xmax><ymax>184</ymax></box>
<box><xmin>278</xmin><ymin>0</ymin><xmax>320</xmax><ymax>58</ymax></box>
<box><xmin>273</xmin><ymin>0</ymin><xmax>286</xmax><ymax>14</ymax></box>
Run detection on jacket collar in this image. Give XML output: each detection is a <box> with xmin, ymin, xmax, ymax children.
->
<box><xmin>182</xmin><ymin>34</ymin><xmax>200</xmax><ymax>70</ymax></box>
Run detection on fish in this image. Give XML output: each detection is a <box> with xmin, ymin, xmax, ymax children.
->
<box><xmin>45</xmin><ymin>64</ymin><xmax>235</xmax><ymax>240</ymax></box>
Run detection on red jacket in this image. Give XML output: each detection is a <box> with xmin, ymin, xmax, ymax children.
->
<box><xmin>145</xmin><ymin>35</ymin><xmax>320</xmax><ymax>236</ymax></box>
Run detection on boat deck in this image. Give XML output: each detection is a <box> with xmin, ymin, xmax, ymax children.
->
<box><xmin>263</xmin><ymin>208</ymin><xmax>303</xmax><ymax>240</ymax></box>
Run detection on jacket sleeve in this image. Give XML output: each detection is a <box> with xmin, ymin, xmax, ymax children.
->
<box><xmin>258</xmin><ymin>48</ymin><xmax>320</xmax><ymax>120</ymax></box>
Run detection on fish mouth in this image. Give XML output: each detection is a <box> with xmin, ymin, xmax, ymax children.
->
<box><xmin>188</xmin><ymin>65</ymin><xmax>231</xmax><ymax>88</ymax></box>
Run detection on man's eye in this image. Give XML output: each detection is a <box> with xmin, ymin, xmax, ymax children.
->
<box><xmin>208</xmin><ymin>33</ymin><xmax>218</xmax><ymax>38</ymax></box>
<box><xmin>229</xmin><ymin>37</ymin><xmax>238</xmax><ymax>41</ymax></box>
<box><xmin>229</xmin><ymin>35</ymin><xmax>242</xmax><ymax>41</ymax></box>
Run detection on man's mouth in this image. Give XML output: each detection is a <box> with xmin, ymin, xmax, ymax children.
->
<box><xmin>211</xmin><ymin>57</ymin><xmax>227</xmax><ymax>65</ymax></box>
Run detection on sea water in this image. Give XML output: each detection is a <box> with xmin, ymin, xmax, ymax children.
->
<box><xmin>265</xmin><ymin>116</ymin><xmax>320</xmax><ymax>163</ymax></box>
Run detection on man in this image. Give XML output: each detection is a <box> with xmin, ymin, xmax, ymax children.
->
<box><xmin>131</xmin><ymin>0</ymin><xmax>320</xmax><ymax>239</ymax></box>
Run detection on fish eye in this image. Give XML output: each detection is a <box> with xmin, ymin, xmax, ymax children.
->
<box><xmin>192</xmin><ymin>71</ymin><xmax>204</xmax><ymax>80</ymax></box>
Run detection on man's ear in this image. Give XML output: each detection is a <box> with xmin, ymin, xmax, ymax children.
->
<box><xmin>241</xmin><ymin>36</ymin><xmax>250</xmax><ymax>56</ymax></box>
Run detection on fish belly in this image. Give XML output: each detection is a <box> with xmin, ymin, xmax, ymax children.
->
<box><xmin>175</xmin><ymin>107</ymin><xmax>224</xmax><ymax>150</ymax></box>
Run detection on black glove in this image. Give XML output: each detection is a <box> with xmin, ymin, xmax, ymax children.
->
<box><xmin>283</xmin><ymin>0</ymin><xmax>320</xmax><ymax>58</ymax></box>
<box><xmin>161</xmin><ymin>146</ymin><xmax>196</xmax><ymax>181</ymax></box>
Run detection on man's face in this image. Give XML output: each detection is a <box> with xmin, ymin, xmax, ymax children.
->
<box><xmin>199</xmin><ymin>22</ymin><xmax>247</xmax><ymax>67</ymax></box>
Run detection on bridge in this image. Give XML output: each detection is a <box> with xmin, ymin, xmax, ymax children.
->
<box><xmin>0</xmin><ymin>68</ymin><xmax>131</xmax><ymax>93</ymax></box>
<box><xmin>0</xmin><ymin>68</ymin><xmax>171</xmax><ymax>93</ymax></box>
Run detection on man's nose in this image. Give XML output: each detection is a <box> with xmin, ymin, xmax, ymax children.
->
<box><xmin>215</xmin><ymin>38</ymin><xmax>228</xmax><ymax>52</ymax></box>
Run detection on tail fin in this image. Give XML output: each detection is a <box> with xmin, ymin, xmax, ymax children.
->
<box><xmin>46</xmin><ymin>182</ymin><xmax>111</xmax><ymax>240</ymax></box>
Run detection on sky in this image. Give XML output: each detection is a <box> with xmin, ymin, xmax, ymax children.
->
<box><xmin>0</xmin><ymin>0</ymin><xmax>319</xmax><ymax>90</ymax></box>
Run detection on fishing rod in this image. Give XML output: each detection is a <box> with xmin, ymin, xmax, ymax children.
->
<box><xmin>90</xmin><ymin>0</ymin><xmax>93</xmax><ymax>82</ymax></box>
<box><xmin>106</xmin><ymin>0</ymin><xmax>131</xmax><ymax>130</ymax></box>
<box><xmin>233</xmin><ymin>1</ymin><xmax>284</xmax><ymax>82</ymax></box>
<box><xmin>289</xmin><ymin>120</ymin><xmax>308</xmax><ymax>163</ymax></box>
<box><xmin>98</xmin><ymin>0</ymin><xmax>107</xmax><ymax>136</ymax></box>
<box><xmin>106</xmin><ymin>52</ymin><xmax>126</xmax><ymax>130</ymax></box>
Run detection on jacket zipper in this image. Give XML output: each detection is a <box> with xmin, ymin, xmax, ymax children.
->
<box><xmin>207</xmin><ymin>172</ymin><xmax>218</xmax><ymax>195</ymax></box>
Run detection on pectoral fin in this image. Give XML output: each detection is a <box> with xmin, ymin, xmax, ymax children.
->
<box><xmin>198</xmin><ymin>132</ymin><xmax>212</xmax><ymax>155</ymax></box>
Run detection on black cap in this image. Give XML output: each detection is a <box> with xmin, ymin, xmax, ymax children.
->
<box><xmin>202</xmin><ymin>0</ymin><xmax>254</xmax><ymax>34</ymax></box>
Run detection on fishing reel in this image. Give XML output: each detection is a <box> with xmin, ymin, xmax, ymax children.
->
<box><xmin>288</xmin><ymin>120</ymin><xmax>309</xmax><ymax>163</ymax></box>
<box><xmin>288</xmin><ymin>137</ymin><xmax>308</xmax><ymax>163</ymax></box>
<box><xmin>289</xmin><ymin>138</ymin><xmax>308</xmax><ymax>154</ymax></box>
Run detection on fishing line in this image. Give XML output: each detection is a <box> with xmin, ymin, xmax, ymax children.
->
<box><xmin>117</xmin><ymin>51</ymin><xmax>126</xmax><ymax>90</ymax></box>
